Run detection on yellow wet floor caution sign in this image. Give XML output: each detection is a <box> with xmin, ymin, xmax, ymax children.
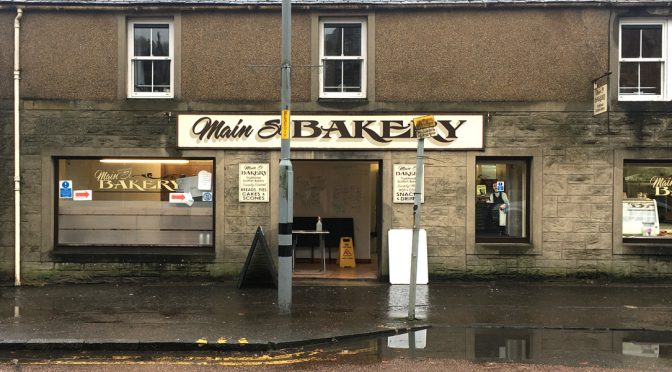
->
<box><xmin>339</xmin><ymin>237</ymin><xmax>356</xmax><ymax>268</ymax></box>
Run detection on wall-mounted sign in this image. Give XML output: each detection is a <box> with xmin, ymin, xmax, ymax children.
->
<box><xmin>59</xmin><ymin>180</ymin><xmax>73</xmax><ymax>199</ymax></box>
<box><xmin>393</xmin><ymin>164</ymin><xmax>425</xmax><ymax>204</ymax></box>
<box><xmin>177</xmin><ymin>114</ymin><xmax>484</xmax><ymax>150</ymax></box>
<box><xmin>594</xmin><ymin>84</ymin><xmax>608</xmax><ymax>116</ymax></box>
<box><xmin>239</xmin><ymin>163</ymin><xmax>269</xmax><ymax>202</ymax></box>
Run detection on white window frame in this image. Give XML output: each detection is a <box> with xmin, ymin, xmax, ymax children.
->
<box><xmin>127</xmin><ymin>19</ymin><xmax>174</xmax><ymax>99</ymax></box>
<box><xmin>318</xmin><ymin>18</ymin><xmax>367</xmax><ymax>99</ymax></box>
<box><xmin>619</xmin><ymin>18</ymin><xmax>670</xmax><ymax>102</ymax></box>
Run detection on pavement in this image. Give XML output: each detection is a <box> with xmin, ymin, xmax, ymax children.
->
<box><xmin>1</xmin><ymin>280</ymin><xmax>672</xmax><ymax>351</ymax></box>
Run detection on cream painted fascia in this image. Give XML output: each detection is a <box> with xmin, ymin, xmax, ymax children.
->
<box><xmin>466</xmin><ymin>147</ymin><xmax>543</xmax><ymax>255</ymax></box>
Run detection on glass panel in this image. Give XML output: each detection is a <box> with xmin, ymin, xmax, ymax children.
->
<box><xmin>619</xmin><ymin>62</ymin><xmax>639</xmax><ymax>94</ymax></box>
<box><xmin>621</xmin><ymin>26</ymin><xmax>641</xmax><ymax>58</ymax></box>
<box><xmin>324</xmin><ymin>25</ymin><xmax>342</xmax><ymax>56</ymax></box>
<box><xmin>152</xmin><ymin>60</ymin><xmax>171</xmax><ymax>92</ymax></box>
<box><xmin>342</xmin><ymin>24</ymin><xmax>362</xmax><ymax>56</ymax></box>
<box><xmin>641</xmin><ymin>26</ymin><xmax>662</xmax><ymax>58</ymax></box>
<box><xmin>475</xmin><ymin>160</ymin><xmax>528</xmax><ymax>240</ymax></box>
<box><xmin>152</xmin><ymin>26</ymin><xmax>170</xmax><ymax>57</ymax></box>
<box><xmin>323</xmin><ymin>60</ymin><xmax>342</xmax><ymax>92</ymax></box>
<box><xmin>57</xmin><ymin>159</ymin><xmax>214</xmax><ymax>247</ymax></box>
<box><xmin>623</xmin><ymin>162</ymin><xmax>672</xmax><ymax>240</ymax></box>
<box><xmin>342</xmin><ymin>60</ymin><xmax>362</xmax><ymax>92</ymax></box>
<box><xmin>134</xmin><ymin>60</ymin><xmax>153</xmax><ymax>92</ymax></box>
<box><xmin>640</xmin><ymin>62</ymin><xmax>662</xmax><ymax>95</ymax></box>
<box><xmin>134</xmin><ymin>25</ymin><xmax>151</xmax><ymax>56</ymax></box>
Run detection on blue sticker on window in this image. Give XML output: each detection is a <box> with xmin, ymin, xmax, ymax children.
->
<box><xmin>59</xmin><ymin>180</ymin><xmax>73</xmax><ymax>199</ymax></box>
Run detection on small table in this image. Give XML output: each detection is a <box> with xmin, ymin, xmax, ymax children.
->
<box><xmin>292</xmin><ymin>230</ymin><xmax>330</xmax><ymax>272</ymax></box>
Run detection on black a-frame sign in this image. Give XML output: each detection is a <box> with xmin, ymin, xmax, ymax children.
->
<box><xmin>238</xmin><ymin>226</ymin><xmax>278</xmax><ymax>289</ymax></box>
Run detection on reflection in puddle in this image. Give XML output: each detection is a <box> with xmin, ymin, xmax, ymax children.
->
<box><xmin>474</xmin><ymin>328</ymin><xmax>531</xmax><ymax>361</ymax></box>
<box><xmin>3</xmin><ymin>327</ymin><xmax>672</xmax><ymax>369</ymax></box>
<box><xmin>337</xmin><ymin>327</ymin><xmax>672</xmax><ymax>369</ymax></box>
<box><xmin>387</xmin><ymin>329</ymin><xmax>426</xmax><ymax>349</ymax></box>
<box><xmin>623</xmin><ymin>342</ymin><xmax>660</xmax><ymax>358</ymax></box>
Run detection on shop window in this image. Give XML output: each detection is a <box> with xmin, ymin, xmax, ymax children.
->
<box><xmin>319</xmin><ymin>18</ymin><xmax>367</xmax><ymax>99</ymax></box>
<box><xmin>619</xmin><ymin>20</ymin><xmax>667</xmax><ymax>101</ymax></box>
<box><xmin>128</xmin><ymin>19</ymin><xmax>174</xmax><ymax>98</ymax></box>
<box><xmin>56</xmin><ymin>158</ymin><xmax>214</xmax><ymax>247</ymax></box>
<box><xmin>622</xmin><ymin>161</ymin><xmax>672</xmax><ymax>242</ymax></box>
<box><xmin>475</xmin><ymin>158</ymin><xmax>530</xmax><ymax>243</ymax></box>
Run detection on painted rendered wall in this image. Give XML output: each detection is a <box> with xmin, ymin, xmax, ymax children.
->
<box><xmin>19</xmin><ymin>11</ymin><xmax>118</xmax><ymax>100</ymax></box>
<box><xmin>0</xmin><ymin>11</ymin><xmax>13</xmax><ymax>99</ymax></box>
<box><xmin>181</xmin><ymin>10</ymin><xmax>311</xmax><ymax>102</ymax></box>
<box><xmin>375</xmin><ymin>8</ymin><xmax>608</xmax><ymax>103</ymax></box>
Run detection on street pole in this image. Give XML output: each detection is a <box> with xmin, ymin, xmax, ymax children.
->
<box><xmin>408</xmin><ymin>116</ymin><xmax>434</xmax><ymax>321</ymax></box>
<box><xmin>407</xmin><ymin>137</ymin><xmax>424</xmax><ymax>320</ymax></box>
<box><xmin>277</xmin><ymin>0</ymin><xmax>293</xmax><ymax>314</ymax></box>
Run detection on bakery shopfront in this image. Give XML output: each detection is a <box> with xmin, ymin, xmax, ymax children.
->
<box><xmin>176</xmin><ymin>113</ymin><xmax>484</xmax><ymax>279</ymax></box>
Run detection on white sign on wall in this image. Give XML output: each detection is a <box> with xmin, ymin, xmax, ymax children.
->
<box><xmin>594</xmin><ymin>84</ymin><xmax>608</xmax><ymax>116</ymax></box>
<box><xmin>239</xmin><ymin>163</ymin><xmax>269</xmax><ymax>203</ymax></box>
<box><xmin>177</xmin><ymin>114</ymin><xmax>484</xmax><ymax>150</ymax></box>
<box><xmin>393</xmin><ymin>164</ymin><xmax>425</xmax><ymax>204</ymax></box>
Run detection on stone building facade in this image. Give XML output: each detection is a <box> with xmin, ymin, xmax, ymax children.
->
<box><xmin>1</xmin><ymin>0</ymin><xmax>671</xmax><ymax>283</ymax></box>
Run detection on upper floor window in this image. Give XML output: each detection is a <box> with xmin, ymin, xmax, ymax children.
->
<box><xmin>619</xmin><ymin>19</ymin><xmax>668</xmax><ymax>101</ymax></box>
<box><xmin>319</xmin><ymin>18</ymin><xmax>367</xmax><ymax>99</ymax></box>
<box><xmin>128</xmin><ymin>19</ymin><xmax>174</xmax><ymax>99</ymax></box>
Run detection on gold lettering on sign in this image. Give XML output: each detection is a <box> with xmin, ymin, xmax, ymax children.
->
<box><xmin>98</xmin><ymin>180</ymin><xmax>178</xmax><ymax>192</ymax></box>
<box><xmin>95</xmin><ymin>168</ymin><xmax>133</xmax><ymax>182</ymax></box>
<box><xmin>651</xmin><ymin>176</ymin><xmax>672</xmax><ymax>188</ymax></box>
<box><xmin>650</xmin><ymin>176</ymin><xmax>672</xmax><ymax>196</ymax></box>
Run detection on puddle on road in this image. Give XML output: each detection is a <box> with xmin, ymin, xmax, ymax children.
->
<box><xmin>2</xmin><ymin>327</ymin><xmax>672</xmax><ymax>369</ymax></box>
<box><xmin>312</xmin><ymin>327</ymin><xmax>672</xmax><ymax>370</ymax></box>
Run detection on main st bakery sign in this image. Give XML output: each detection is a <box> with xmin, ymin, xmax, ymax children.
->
<box><xmin>177</xmin><ymin>114</ymin><xmax>484</xmax><ymax>150</ymax></box>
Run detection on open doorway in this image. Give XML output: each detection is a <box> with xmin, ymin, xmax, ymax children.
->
<box><xmin>292</xmin><ymin>160</ymin><xmax>381</xmax><ymax>280</ymax></box>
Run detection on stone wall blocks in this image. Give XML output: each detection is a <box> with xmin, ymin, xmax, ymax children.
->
<box><xmin>543</xmin><ymin>196</ymin><xmax>558</xmax><ymax>217</ymax></box>
<box><xmin>543</xmin><ymin>218</ymin><xmax>574</xmax><ymax>233</ymax></box>
<box><xmin>567</xmin><ymin>174</ymin><xmax>594</xmax><ymax>184</ymax></box>
<box><xmin>572</xmin><ymin>221</ymin><xmax>601</xmax><ymax>233</ymax></box>
<box><xmin>543</xmin><ymin>177</ymin><xmax>568</xmax><ymax>195</ymax></box>
<box><xmin>562</xmin><ymin>240</ymin><xmax>586</xmax><ymax>251</ymax></box>
<box><xmin>557</xmin><ymin>203</ymin><xmax>592</xmax><ymax>218</ymax></box>
<box><xmin>591</xmin><ymin>205</ymin><xmax>612</xmax><ymax>222</ymax></box>
<box><xmin>567</xmin><ymin>184</ymin><xmax>611</xmax><ymax>196</ymax></box>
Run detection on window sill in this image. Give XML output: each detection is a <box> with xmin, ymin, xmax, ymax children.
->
<box><xmin>317</xmin><ymin>98</ymin><xmax>369</xmax><ymax>107</ymax></box>
<box><xmin>613</xmin><ymin>100</ymin><xmax>672</xmax><ymax>111</ymax></box>
<box><xmin>52</xmin><ymin>246</ymin><xmax>215</xmax><ymax>263</ymax></box>
<box><xmin>474</xmin><ymin>242</ymin><xmax>537</xmax><ymax>255</ymax></box>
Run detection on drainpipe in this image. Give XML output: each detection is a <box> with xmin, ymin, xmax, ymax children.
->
<box><xmin>14</xmin><ymin>8</ymin><xmax>23</xmax><ymax>286</ymax></box>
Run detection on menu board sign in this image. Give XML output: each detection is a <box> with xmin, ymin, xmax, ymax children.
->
<box><xmin>393</xmin><ymin>164</ymin><xmax>425</xmax><ymax>204</ymax></box>
<box><xmin>239</xmin><ymin>163</ymin><xmax>269</xmax><ymax>203</ymax></box>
